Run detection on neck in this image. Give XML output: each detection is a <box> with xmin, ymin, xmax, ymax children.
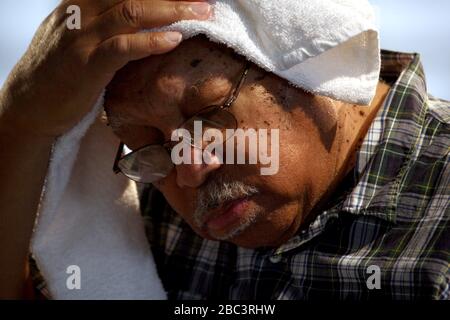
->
<box><xmin>336</xmin><ymin>81</ymin><xmax>391</xmax><ymax>179</ymax></box>
<box><xmin>304</xmin><ymin>81</ymin><xmax>391</xmax><ymax>223</ymax></box>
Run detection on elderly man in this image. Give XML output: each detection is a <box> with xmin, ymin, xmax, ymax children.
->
<box><xmin>102</xmin><ymin>36</ymin><xmax>450</xmax><ymax>300</ymax></box>
<box><xmin>0</xmin><ymin>0</ymin><xmax>449</xmax><ymax>300</ymax></box>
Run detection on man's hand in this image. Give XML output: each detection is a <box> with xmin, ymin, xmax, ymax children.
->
<box><xmin>0</xmin><ymin>0</ymin><xmax>212</xmax><ymax>137</ymax></box>
<box><xmin>0</xmin><ymin>0</ymin><xmax>211</xmax><ymax>299</ymax></box>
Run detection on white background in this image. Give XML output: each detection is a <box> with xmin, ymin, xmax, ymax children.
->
<box><xmin>0</xmin><ymin>0</ymin><xmax>449</xmax><ymax>100</ymax></box>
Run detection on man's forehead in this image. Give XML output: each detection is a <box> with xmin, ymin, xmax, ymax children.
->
<box><xmin>105</xmin><ymin>36</ymin><xmax>246</xmax><ymax>129</ymax></box>
<box><xmin>108</xmin><ymin>36</ymin><xmax>244</xmax><ymax>95</ymax></box>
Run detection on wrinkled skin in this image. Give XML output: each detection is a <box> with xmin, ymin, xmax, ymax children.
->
<box><xmin>105</xmin><ymin>36</ymin><xmax>391</xmax><ymax>248</ymax></box>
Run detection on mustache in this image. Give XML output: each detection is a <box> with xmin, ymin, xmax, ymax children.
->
<box><xmin>194</xmin><ymin>174</ymin><xmax>259</xmax><ymax>228</ymax></box>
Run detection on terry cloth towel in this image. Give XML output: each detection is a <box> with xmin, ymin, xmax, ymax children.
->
<box><xmin>160</xmin><ymin>0</ymin><xmax>381</xmax><ymax>106</ymax></box>
<box><xmin>31</xmin><ymin>96</ymin><xmax>167</xmax><ymax>300</ymax></box>
<box><xmin>30</xmin><ymin>0</ymin><xmax>381</xmax><ymax>299</ymax></box>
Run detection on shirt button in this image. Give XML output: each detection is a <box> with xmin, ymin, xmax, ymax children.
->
<box><xmin>269</xmin><ymin>254</ymin><xmax>282</xmax><ymax>264</ymax></box>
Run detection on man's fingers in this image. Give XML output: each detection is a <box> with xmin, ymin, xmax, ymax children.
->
<box><xmin>93</xmin><ymin>0</ymin><xmax>208</xmax><ymax>14</ymax></box>
<box><xmin>89</xmin><ymin>0</ymin><xmax>212</xmax><ymax>41</ymax></box>
<box><xmin>89</xmin><ymin>31</ymin><xmax>183</xmax><ymax>72</ymax></box>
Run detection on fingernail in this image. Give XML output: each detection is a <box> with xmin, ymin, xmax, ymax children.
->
<box><xmin>189</xmin><ymin>3</ymin><xmax>211</xmax><ymax>17</ymax></box>
<box><xmin>165</xmin><ymin>32</ymin><xmax>183</xmax><ymax>44</ymax></box>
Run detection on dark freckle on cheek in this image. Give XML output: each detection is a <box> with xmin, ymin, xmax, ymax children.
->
<box><xmin>359</xmin><ymin>110</ymin><xmax>365</xmax><ymax>116</ymax></box>
<box><xmin>190</xmin><ymin>59</ymin><xmax>202</xmax><ymax>68</ymax></box>
<box><xmin>264</xmin><ymin>96</ymin><xmax>276</xmax><ymax>105</ymax></box>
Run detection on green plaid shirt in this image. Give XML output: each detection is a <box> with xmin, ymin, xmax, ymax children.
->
<box><xmin>32</xmin><ymin>50</ymin><xmax>450</xmax><ymax>300</ymax></box>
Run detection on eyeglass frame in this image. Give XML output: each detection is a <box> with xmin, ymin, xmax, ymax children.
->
<box><xmin>112</xmin><ymin>61</ymin><xmax>252</xmax><ymax>181</ymax></box>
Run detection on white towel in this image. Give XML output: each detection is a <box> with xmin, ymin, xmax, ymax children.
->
<box><xmin>160</xmin><ymin>0</ymin><xmax>380</xmax><ymax>106</ymax></box>
<box><xmin>31</xmin><ymin>95</ymin><xmax>167</xmax><ymax>300</ymax></box>
<box><xmin>30</xmin><ymin>0</ymin><xmax>380</xmax><ymax>299</ymax></box>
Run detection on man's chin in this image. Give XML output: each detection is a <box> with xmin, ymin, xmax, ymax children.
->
<box><xmin>202</xmin><ymin>215</ymin><xmax>300</xmax><ymax>249</ymax></box>
<box><xmin>195</xmin><ymin>222</ymin><xmax>288</xmax><ymax>249</ymax></box>
<box><xmin>195</xmin><ymin>221</ymin><xmax>254</xmax><ymax>243</ymax></box>
<box><xmin>204</xmin><ymin>217</ymin><xmax>275</xmax><ymax>249</ymax></box>
<box><xmin>189</xmin><ymin>197</ymin><xmax>300</xmax><ymax>248</ymax></box>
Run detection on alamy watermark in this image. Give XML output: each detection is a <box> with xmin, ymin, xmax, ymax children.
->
<box><xmin>66</xmin><ymin>265</ymin><xmax>81</xmax><ymax>290</ymax></box>
<box><xmin>66</xmin><ymin>5</ymin><xmax>81</xmax><ymax>30</ymax></box>
<box><xmin>366</xmin><ymin>265</ymin><xmax>381</xmax><ymax>290</ymax></box>
<box><xmin>170</xmin><ymin>121</ymin><xmax>280</xmax><ymax>175</ymax></box>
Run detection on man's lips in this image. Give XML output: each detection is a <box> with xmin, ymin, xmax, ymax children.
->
<box><xmin>203</xmin><ymin>196</ymin><xmax>253</xmax><ymax>231</ymax></box>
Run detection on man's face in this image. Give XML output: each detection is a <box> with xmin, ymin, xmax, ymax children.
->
<box><xmin>105</xmin><ymin>36</ymin><xmax>342</xmax><ymax>248</ymax></box>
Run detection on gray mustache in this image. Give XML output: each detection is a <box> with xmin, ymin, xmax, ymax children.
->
<box><xmin>194</xmin><ymin>175</ymin><xmax>259</xmax><ymax>228</ymax></box>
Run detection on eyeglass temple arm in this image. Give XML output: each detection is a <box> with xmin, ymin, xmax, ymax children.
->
<box><xmin>113</xmin><ymin>142</ymin><xmax>125</xmax><ymax>174</ymax></box>
<box><xmin>223</xmin><ymin>62</ymin><xmax>251</xmax><ymax>108</ymax></box>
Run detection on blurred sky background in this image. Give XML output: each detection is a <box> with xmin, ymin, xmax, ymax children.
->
<box><xmin>0</xmin><ymin>0</ymin><xmax>449</xmax><ymax>100</ymax></box>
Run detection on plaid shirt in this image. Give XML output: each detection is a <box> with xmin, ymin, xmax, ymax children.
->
<box><xmin>32</xmin><ymin>50</ymin><xmax>450</xmax><ymax>300</ymax></box>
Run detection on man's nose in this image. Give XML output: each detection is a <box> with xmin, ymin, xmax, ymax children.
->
<box><xmin>175</xmin><ymin>147</ymin><xmax>222</xmax><ymax>188</ymax></box>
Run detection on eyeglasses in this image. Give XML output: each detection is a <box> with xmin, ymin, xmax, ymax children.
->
<box><xmin>112</xmin><ymin>62</ymin><xmax>251</xmax><ymax>184</ymax></box>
